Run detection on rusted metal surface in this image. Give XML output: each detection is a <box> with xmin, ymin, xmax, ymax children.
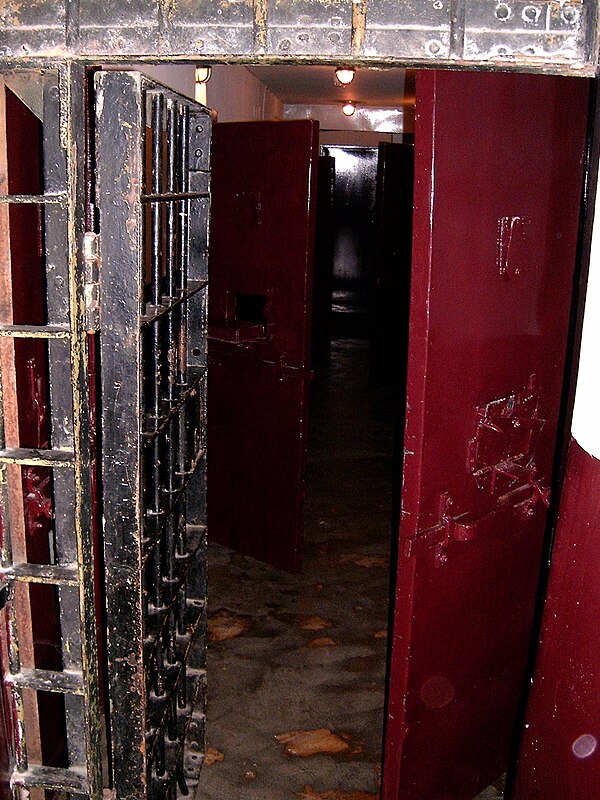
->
<box><xmin>0</xmin><ymin>65</ymin><xmax>103</xmax><ymax>797</ymax></box>
<box><xmin>95</xmin><ymin>71</ymin><xmax>209</xmax><ymax>800</ymax></box>
<box><xmin>0</xmin><ymin>0</ymin><xmax>596</xmax><ymax>76</ymax></box>
<box><xmin>0</xmin><ymin>74</ymin><xmax>39</xmax><ymax>800</ymax></box>
<box><xmin>381</xmin><ymin>69</ymin><xmax>590</xmax><ymax>799</ymax></box>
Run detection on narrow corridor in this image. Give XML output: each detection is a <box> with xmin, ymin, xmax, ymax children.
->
<box><xmin>198</xmin><ymin>339</ymin><xmax>505</xmax><ymax>799</ymax></box>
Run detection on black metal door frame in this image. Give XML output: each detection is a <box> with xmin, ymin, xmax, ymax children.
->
<box><xmin>0</xmin><ymin>62</ymin><xmax>102</xmax><ymax>797</ymax></box>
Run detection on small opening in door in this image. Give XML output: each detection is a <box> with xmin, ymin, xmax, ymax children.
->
<box><xmin>234</xmin><ymin>292</ymin><xmax>268</xmax><ymax>324</ymax></box>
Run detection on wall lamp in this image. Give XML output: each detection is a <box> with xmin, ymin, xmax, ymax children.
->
<box><xmin>195</xmin><ymin>65</ymin><xmax>212</xmax><ymax>103</ymax></box>
<box><xmin>195</xmin><ymin>66</ymin><xmax>212</xmax><ymax>84</ymax></box>
<box><xmin>342</xmin><ymin>101</ymin><xmax>356</xmax><ymax>117</ymax></box>
<box><xmin>335</xmin><ymin>67</ymin><xmax>356</xmax><ymax>85</ymax></box>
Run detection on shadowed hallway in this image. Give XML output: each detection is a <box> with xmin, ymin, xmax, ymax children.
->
<box><xmin>198</xmin><ymin>339</ymin><xmax>505</xmax><ymax>799</ymax></box>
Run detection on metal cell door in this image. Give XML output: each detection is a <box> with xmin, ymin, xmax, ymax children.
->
<box><xmin>381</xmin><ymin>70</ymin><xmax>590</xmax><ymax>800</ymax></box>
<box><xmin>94</xmin><ymin>73</ymin><xmax>210</xmax><ymax>799</ymax></box>
<box><xmin>208</xmin><ymin>120</ymin><xmax>319</xmax><ymax>574</ymax></box>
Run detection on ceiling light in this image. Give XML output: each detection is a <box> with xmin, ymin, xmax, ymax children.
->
<box><xmin>335</xmin><ymin>67</ymin><xmax>355</xmax><ymax>85</ymax></box>
<box><xmin>194</xmin><ymin>66</ymin><xmax>212</xmax><ymax>84</ymax></box>
<box><xmin>342</xmin><ymin>101</ymin><xmax>356</xmax><ymax>117</ymax></box>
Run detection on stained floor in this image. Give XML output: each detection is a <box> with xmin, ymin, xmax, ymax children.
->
<box><xmin>196</xmin><ymin>338</ymin><xmax>505</xmax><ymax>800</ymax></box>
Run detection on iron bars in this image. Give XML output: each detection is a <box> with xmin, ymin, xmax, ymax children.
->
<box><xmin>95</xmin><ymin>72</ymin><xmax>210</xmax><ymax>800</ymax></box>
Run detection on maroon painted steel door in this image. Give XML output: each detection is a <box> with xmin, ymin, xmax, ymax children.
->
<box><xmin>382</xmin><ymin>70</ymin><xmax>589</xmax><ymax>800</ymax></box>
<box><xmin>512</xmin><ymin>438</ymin><xmax>600</xmax><ymax>798</ymax></box>
<box><xmin>208</xmin><ymin>120</ymin><xmax>319</xmax><ymax>574</ymax></box>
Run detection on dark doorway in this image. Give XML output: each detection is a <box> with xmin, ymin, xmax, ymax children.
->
<box><xmin>322</xmin><ymin>145</ymin><xmax>379</xmax><ymax>339</ymax></box>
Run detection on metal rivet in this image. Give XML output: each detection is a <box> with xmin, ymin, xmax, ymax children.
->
<box><xmin>297</xmin><ymin>32</ymin><xmax>309</xmax><ymax>44</ymax></box>
<box><xmin>561</xmin><ymin>4</ymin><xmax>579</xmax><ymax>24</ymax></box>
<box><xmin>54</xmin><ymin>275</ymin><xmax>65</xmax><ymax>288</ymax></box>
<box><xmin>196</xmin><ymin>125</ymin><xmax>203</xmax><ymax>133</ymax></box>
<box><xmin>426</xmin><ymin>39</ymin><xmax>443</xmax><ymax>56</ymax></box>
<box><xmin>195</xmin><ymin>39</ymin><xmax>204</xmax><ymax>50</ymax></box>
<box><xmin>522</xmin><ymin>5</ymin><xmax>540</xmax><ymax>23</ymax></box>
<box><xmin>279</xmin><ymin>38</ymin><xmax>291</xmax><ymax>51</ymax></box>
<box><xmin>495</xmin><ymin>3</ymin><xmax>511</xmax><ymax>21</ymax></box>
<box><xmin>194</xmin><ymin>149</ymin><xmax>202</xmax><ymax>158</ymax></box>
<box><xmin>328</xmin><ymin>31</ymin><xmax>341</xmax><ymax>44</ymax></box>
<box><xmin>433</xmin><ymin>0</ymin><xmax>443</xmax><ymax>9</ymax></box>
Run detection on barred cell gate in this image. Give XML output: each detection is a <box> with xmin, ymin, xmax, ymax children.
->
<box><xmin>0</xmin><ymin>64</ymin><xmax>211</xmax><ymax>800</ymax></box>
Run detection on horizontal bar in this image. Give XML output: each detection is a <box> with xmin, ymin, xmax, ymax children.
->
<box><xmin>7</xmin><ymin>668</ymin><xmax>84</xmax><ymax>695</ymax></box>
<box><xmin>0</xmin><ymin>193</ymin><xmax>66</xmax><ymax>205</ymax></box>
<box><xmin>141</xmin><ymin>192</ymin><xmax>210</xmax><ymax>203</ymax></box>
<box><xmin>11</xmin><ymin>765</ymin><xmax>88</xmax><ymax>793</ymax></box>
<box><xmin>141</xmin><ymin>280</ymin><xmax>208</xmax><ymax>327</ymax></box>
<box><xmin>0</xmin><ymin>324</ymin><xmax>70</xmax><ymax>339</ymax></box>
<box><xmin>0</xmin><ymin>447</ymin><xmax>75</xmax><ymax>467</ymax></box>
<box><xmin>2</xmin><ymin>562</ymin><xmax>79</xmax><ymax>586</ymax></box>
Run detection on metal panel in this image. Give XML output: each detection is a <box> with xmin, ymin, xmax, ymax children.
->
<box><xmin>512</xmin><ymin>438</ymin><xmax>600</xmax><ymax>798</ymax></box>
<box><xmin>266</xmin><ymin>0</ymin><xmax>353</xmax><ymax>57</ymax></box>
<box><xmin>0</xmin><ymin>64</ymin><xmax>103</xmax><ymax>797</ymax></box>
<box><xmin>208</xmin><ymin>119</ymin><xmax>318</xmax><ymax>574</ymax></box>
<box><xmin>95</xmin><ymin>70</ymin><xmax>210</xmax><ymax>800</ymax></box>
<box><xmin>0</xmin><ymin>0</ymin><xmax>597</xmax><ymax>75</ymax></box>
<box><xmin>381</xmin><ymin>70</ymin><xmax>590</xmax><ymax>800</ymax></box>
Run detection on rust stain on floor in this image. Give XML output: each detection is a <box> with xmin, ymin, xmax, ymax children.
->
<box><xmin>208</xmin><ymin>609</ymin><xmax>252</xmax><ymax>642</ymax></box>
<box><xmin>276</xmin><ymin>728</ymin><xmax>352</xmax><ymax>757</ymax></box>
<box><xmin>204</xmin><ymin>747</ymin><xmax>225</xmax><ymax>766</ymax></box>
<box><xmin>307</xmin><ymin>636</ymin><xmax>337</xmax><ymax>648</ymax></box>
<box><xmin>298</xmin><ymin>614</ymin><xmax>333</xmax><ymax>631</ymax></box>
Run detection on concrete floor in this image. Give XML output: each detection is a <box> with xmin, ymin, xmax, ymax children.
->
<box><xmin>196</xmin><ymin>339</ymin><xmax>505</xmax><ymax>800</ymax></box>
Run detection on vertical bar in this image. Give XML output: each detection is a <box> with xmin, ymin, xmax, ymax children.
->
<box><xmin>177</xmin><ymin>106</ymin><xmax>190</xmax><ymax>570</ymax></box>
<box><xmin>0</xmin><ymin>75</ymin><xmax>44</xmax><ymax>788</ymax></box>
<box><xmin>43</xmin><ymin>71</ymin><xmax>86</xmax><ymax>771</ymax></box>
<box><xmin>351</xmin><ymin>0</ymin><xmax>367</xmax><ymax>55</ymax></box>
<box><xmin>96</xmin><ymin>70</ymin><xmax>147</xmax><ymax>800</ymax></box>
<box><xmin>61</xmin><ymin>60</ymin><xmax>103</xmax><ymax>797</ymax></box>
<box><xmin>449</xmin><ymin>0</ymin><xmax>467</xmax><ymax>59</ymax></box>
<box><xmin>253</xmin><ymin>0</ymin><xmax>268</xmax><ymax>53</ymax></box>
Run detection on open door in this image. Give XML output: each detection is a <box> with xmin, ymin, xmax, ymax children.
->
<box><xmin>208</xmin><ymin>120</ymin><xmax>319</xmax><ymax>574</ymax></box>
<box><xmin>382</xmin><ymin>70</ymin><xmax>590</xmax><ymax>800</ymax></box>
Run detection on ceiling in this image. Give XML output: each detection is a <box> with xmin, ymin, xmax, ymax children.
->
<box><xmin>248</xmin><ymin>65</ymin><xmax>414</xmax><ymax>107</ymax></box>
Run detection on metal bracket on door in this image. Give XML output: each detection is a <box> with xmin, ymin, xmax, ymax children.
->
<box><xmin>405</xmin><ymin>473</ymin><xmax>550</xmax><ymax>567</ymax></box>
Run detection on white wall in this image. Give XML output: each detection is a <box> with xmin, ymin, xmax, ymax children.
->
<box><xmin>110</xmin><ymin>64</ymin><xmax>196</xmax><ymax>99</ymax></box>
<box><xmin>284</xmin><ymin>102</ymin><xmax>407</xmax><ymax>147</ymax></box>
<box><xmin>207</xmin><ymin>65</ymin><xmax>283</xmax><ymax>122</ymax></box>
<box><xmin>572</xmin><ymin>193</ymin><xmax>600</xmax><ymax>459</ymax></box>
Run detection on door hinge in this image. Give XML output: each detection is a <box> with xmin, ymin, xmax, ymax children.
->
<box><xmin>83</xmin><ymin>231</ymin><xmax>101</xmax><ymax>333</ymax></box>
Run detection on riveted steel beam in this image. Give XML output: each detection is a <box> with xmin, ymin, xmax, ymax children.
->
<box><xmin>0</xmin><ymin>1</ymin><xmax>597</xmax><ymax>76</ymax></box>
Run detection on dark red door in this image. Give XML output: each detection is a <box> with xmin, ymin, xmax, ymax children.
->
<box><xmin>382</xmin><ymin>71</ymin><xmax>589</xmax><ymax>799</ymax></box>
<box><xmin>208</xmin><ymin>120</ymin><xmax>319</xmax><ymax>574</ymax></box>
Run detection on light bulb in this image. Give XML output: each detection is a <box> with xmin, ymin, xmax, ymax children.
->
<box><xmin>342</xmin><ymin>101</ymin><xmax>356</xmax><ymax>117</ymax></box>
<box><xmin>335</xmin><ymin>67</ymin><xmax>355</xmax><ymax>85</ymax></box>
